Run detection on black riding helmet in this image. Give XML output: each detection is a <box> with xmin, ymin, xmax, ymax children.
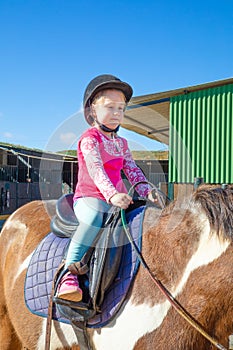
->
<box><xmin>83</xmin><ymin>74</ymin><xmax>133</xmax><ymax>129</ymax></box>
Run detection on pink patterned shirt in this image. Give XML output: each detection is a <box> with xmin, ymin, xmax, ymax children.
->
<box><xmin>73</xmin><ymin>127</ymin><xmax>149</xmax><ymax>203</ymax></box>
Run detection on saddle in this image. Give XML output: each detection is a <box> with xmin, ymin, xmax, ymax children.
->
<box><xmin>52</xmin><ymin>194</ymin><xmax>146</xmax><ymax>314</ymax></box>
<box><xmin>51</xmin><ymin>194</ymin><xmax>129</xmax><ymax>314</ymax></box>
<box><xmin>25</xmin><ymin>194</ymin><xmax>146</xmax><ymax>327</ymax></box>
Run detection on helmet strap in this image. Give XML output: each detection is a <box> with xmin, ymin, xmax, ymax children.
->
<box><xmin>99</xmin><ymin>123</ymin><xmax>120</xmax><ymax>133</ymax></box>
<box><xmin>94</xmin><ymin>118</ymin><xmax>120</xmax><ymax>133</ymax></box>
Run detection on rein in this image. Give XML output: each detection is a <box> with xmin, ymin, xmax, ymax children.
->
<box><xmin>120</xmin><ymin>182</ymin><xmax>227</xmax><ymax>350</ymax></box>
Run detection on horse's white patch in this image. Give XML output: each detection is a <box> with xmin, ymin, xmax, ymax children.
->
<box><xmin>37</xmin><ymin>319</ymin><xmax>77</xmax><ymax>350</ymax></box>
<box><xmin>92</xmin><ymin>299</ymin><xmax>171</xmax><ymax>350</ymax></box>
<box><xmin>4</xmin><ymin>216</ymin><xmax>26</xmax><ymax>230</ymax></box>
<box><xmin>3</xmin><ymin>219</ymin><xmax>27</xmax><ymax>243</ymax></box>
<box><xmin>4</xmin><ymin>219</ymin><xmax>32</xmax><ymax>285</ymax></box>
<box><xmin>13</xmin><ymin>252</ymin><xmax>34</xmax><ymax>284</ymax></box>
<box><xmin>174</xmin><ymin>217</ymin><xmax>230</xmax><ymax>296</ymax></box>
<box><xmin>92</xmin><ymin>215</ymin><xmax>230</xmax><ymax>350</ymax></box>
<box><xmin>2</xmin><ymin>219</ymin><xmax>28</xmax><ymax>259</ymax></box>
<box><xmin>1</xmin><ymin>219</ymin><xmax>29</xmax><ymax>276</ymax></box>
<box><xmin>36</xmin><ymin>300</ymin><xmax>172</xmax><ymax>350</ymax></box>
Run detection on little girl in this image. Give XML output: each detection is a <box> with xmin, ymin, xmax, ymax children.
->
<box><xmin>57</xmin><ymin>74</ymin><xmax>152</xmax><ymax>301</ymax></box>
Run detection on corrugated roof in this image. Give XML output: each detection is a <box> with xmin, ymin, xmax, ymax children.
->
<box><xmin>123</xmin><ymin>77</ymin><xmax>233</xmax><ymax>145</ymax></box>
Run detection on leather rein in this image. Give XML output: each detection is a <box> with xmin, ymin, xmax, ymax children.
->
<box><xmin>120</xmin><ymin>181</ymin><xmax>227</xmax><ymax>350</ymax></box>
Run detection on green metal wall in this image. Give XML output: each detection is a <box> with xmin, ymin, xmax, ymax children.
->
<box><xmin>169</xmin><ymin>83</ymin><xmax>233</xmax><ymax>183</ymax></box>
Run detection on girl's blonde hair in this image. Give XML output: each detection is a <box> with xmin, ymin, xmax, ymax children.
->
<box><xmin>91</xmin><ymin>89</ymin><xmax>126</xmax><ymax>106</ymax></box>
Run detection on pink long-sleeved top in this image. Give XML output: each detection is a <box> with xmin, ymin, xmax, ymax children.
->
<box><xmin>73</xmin><ymin>127</ymin><xmax>149</xmax><ymax>203</ymax></box>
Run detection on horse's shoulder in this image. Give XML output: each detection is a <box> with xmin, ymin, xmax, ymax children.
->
<box><xmin>143</xmin><ymin>206</ymin><xmax>161</xmax><ymax>232</ymax></box>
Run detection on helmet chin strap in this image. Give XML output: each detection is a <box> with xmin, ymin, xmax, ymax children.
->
<box><xmin>94</xmin><ymin>118</ymin><xmax>120</xmax><ymax>133</ymax></box>
<box><xmin>99</xmin><ymin>124</ymin><xmax>120</xmax><ymax>133</ymax></box>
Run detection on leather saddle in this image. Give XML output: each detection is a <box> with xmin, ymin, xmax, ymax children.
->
<box><xmin>50</xmin><ymin>193</ymin><xmax>146</xmax><ymax>321</ymax></box>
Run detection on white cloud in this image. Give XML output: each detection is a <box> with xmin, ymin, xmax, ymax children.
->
<box><xmin>3</xmin><ymin>132</ymin><xmax>13</xmax><ymax>139</ymax></box>
<box><xmin>60</xmin><ymin>132</ymin><xmax>77</xmax><ymax>146</ymax></box>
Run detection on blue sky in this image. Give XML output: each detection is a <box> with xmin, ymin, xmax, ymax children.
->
<box><xmin>1</xmin><ymin>0</ymin><xmax>232</xmax><ymax>152</ymax></box>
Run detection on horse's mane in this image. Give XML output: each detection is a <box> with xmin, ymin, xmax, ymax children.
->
<box><xmin>155</xmin><ymin>184</ymin><xmax>233</xmax><ymax>242</ymax></box>
<box><xmin>192</xmin><ymin>184</ymin><xmax>233</xmax><ymax>240</ymax></box>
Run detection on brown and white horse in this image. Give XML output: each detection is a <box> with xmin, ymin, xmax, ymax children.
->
<box><xmin>1</xmin><ymin>184</ymin><xmax>233</xmax><ymax>350</ymax></box>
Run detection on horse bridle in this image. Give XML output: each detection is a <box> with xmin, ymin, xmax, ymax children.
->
<box><xmin>121</xmin><ymin>181</ymin><xmax>227</xmax><ymax>350</ymax></box>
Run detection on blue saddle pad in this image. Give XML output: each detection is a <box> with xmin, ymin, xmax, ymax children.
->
<box><xmin>24</xmin><ymin>206</ymin><xmax>145</xmax><ymax>328</ymax></box>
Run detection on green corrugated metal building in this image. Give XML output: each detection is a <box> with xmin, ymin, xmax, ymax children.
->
<box><xmin>169</xmin><ymin>83</ymin><xmax>233</xmax><ymax>184</ymax></box>
<box><xmin>125</xmin><ymin>77</ymin><xmax>233</xmax><ymax>198</ymax></box>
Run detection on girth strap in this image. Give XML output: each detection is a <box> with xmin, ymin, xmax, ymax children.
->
<box><xmin>71</xmin><ymin>321</ymin><xmax>93</xmax><ymax>350</ymax></box>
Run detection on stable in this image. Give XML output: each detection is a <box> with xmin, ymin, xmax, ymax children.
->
<box><xmin>0</xmin><ymin>143</ymin><xmax>78</xmax><ymax>229</ymax></box>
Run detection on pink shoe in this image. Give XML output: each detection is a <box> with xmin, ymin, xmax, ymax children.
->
<box><xmin>57</xmin><ymin>272</ymin><xmax>82</xmax><ymax>302</ymax></box>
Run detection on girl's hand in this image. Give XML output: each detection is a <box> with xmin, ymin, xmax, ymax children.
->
<box><xmin>109</xmin><ymin>193</ymin><xmax>133</xmax><ymax>209</ymax></box>
<box><xmin>148</xmin><ymin>189</ymin><xmax>165</xmax><ymax>208</ymax></box>
<box><xmin>148</xmin><ymin>190</ymin><xmax>159</xmax><ymax>204</ymax></box>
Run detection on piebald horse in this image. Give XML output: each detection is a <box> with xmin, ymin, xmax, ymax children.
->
<box><xmin>0</xmin><ymin>184</ymin><xmax>233</xmax><ymax>350</ymax></box>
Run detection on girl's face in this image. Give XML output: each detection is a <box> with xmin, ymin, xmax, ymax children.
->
<box><xmin>92</xmin><ymin>89</ymin><xmax>126</xmax><ymax>130</ymax></box>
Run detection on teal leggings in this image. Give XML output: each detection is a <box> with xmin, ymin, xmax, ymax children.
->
<box><xmin>65</xmin><ymin>197</ymin><xmax>111</xmax><ymax>267</ymax></box>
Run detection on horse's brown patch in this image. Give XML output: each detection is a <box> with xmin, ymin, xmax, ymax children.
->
<box><xmin>0</xmin><ymin>200</ymin><xmax>55</xmax><ymax>350</ymax></box>
<box><xmin>131</xmin><ymin>204</ymin><xmax>203</xmax><ymax>306</ymax></box>
<box><xmin>134</xmin><ymin>242</ymin><xmax>233</xmax><ymax>350</ymax></box>
<box><xmin>131</xmin><ymin>185</ymin><xmax>233</xmax><ymax>308</ymax></box>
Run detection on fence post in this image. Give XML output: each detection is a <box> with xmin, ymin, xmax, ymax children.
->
<box><xmin>168</xmin><ymin>182</ymin><xmax>174</xmax><ymax>201</ymax></box>
<box><xmin>194</xmin><ymin>177</ymin><xmax>204</xmax><ymax>190</ymax></box>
